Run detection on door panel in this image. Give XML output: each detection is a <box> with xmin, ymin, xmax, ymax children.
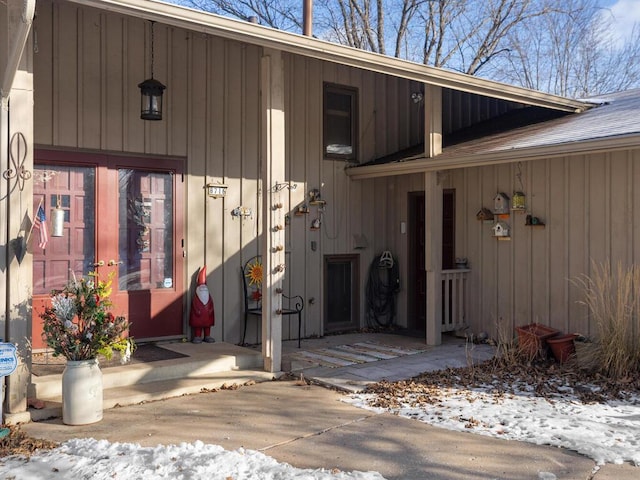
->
<box><xmin>324</xmin><ymin>254</ymin><xmax>360</xmax><ymax>333</ymax></box>
<box><xmin>408</xmin><ymin>190</ymin><xmax>456</xmax><ymax>333</ymax></box>
<box><xmin>32</xmin><ymin>150</ymin><xmax>184</xmax><ymax>349</ymax></box>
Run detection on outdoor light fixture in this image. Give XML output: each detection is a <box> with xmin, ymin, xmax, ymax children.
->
<box><xmin>139</xmin><ymin>21</ymin><xmax>166</xmax><ymax>120</ymax></box>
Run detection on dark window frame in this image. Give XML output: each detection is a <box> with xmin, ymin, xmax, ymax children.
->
<box><xmin>323</xmin><ymin>83</ymin><xmax>358</xmax><ymax>162</ymax></box>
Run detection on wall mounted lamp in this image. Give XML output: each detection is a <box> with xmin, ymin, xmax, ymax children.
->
<box><xmin>139</xmin><ymin>21</ymin><xmax>166</xmax><ymax>120</ymax></box>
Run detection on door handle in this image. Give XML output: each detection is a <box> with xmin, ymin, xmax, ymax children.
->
<box><xmin>93</xmin><ymin>260</ymin><xmax>105</xmax><ymax>267</ymax></box>
<box><xmin>108</xmin><ymin>260</ymin><xmax>123</xmax><ymax>266</ymax></box>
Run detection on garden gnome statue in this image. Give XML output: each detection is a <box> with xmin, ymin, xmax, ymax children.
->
<box><xmin>189</xmin><ymin>266</ymin><xmax>215</xmax><ymax>343</ymax></box>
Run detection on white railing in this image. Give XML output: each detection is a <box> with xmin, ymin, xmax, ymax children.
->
<box><xmin>441</xmin><ymin>269</ymin><xmax>469</xmax><ymax>332</ymax></box>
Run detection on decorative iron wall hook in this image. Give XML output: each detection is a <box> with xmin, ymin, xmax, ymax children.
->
<box><xmin>2</xmin><ymin>132</ymin><xmax>31</xmax><ymax>193</ymax></box>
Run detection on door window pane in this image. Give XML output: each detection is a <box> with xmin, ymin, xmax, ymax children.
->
<box><xmin>33</xmin><ymin>165</ymin><xmax>96</xmax><ymax>294</ymax></box>
<box><xmin>118</xmin><ymin>169</ymin><xmax>174</xmax><ymax>291</ymax></box>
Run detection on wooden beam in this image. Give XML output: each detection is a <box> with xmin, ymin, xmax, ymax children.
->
<box><xmin>425</xmin><ymin>84</ymin><xmax>442</xmax><ymax>158</ymax></box>
<box><xmin>260</xmin><ymin>48</ymin><xmax>286</xmax><ymax>372</ymax></box>
<box><xmin>424</xmin><ymin>171</ymin><xmax>442</xmax><ymax>345</ymax></box>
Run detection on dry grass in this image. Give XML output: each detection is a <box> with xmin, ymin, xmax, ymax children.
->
<box><xmin>0</xmin><ymin>426</ymin><xmax>58</xmax><ymax>458</ymax></box>
<box><xmin>572</xmin><ymin>261</ymin><xmax>640</xmax><ymax>380</ymax></box>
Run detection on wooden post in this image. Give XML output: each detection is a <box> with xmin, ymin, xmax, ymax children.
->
<box><xmin>425</xmin><ymin>171</ymin><xmax>443</xmax><ymax>346</ymax></box>
<box><xmin>424</xmin><ymin>84</ymin><xmax>443</xmax><ymax>345</ymax></box>
<box><xmin>260</xmin><ymin>49</ymin><xmax>285</xmax><ymax>372</ymax></box>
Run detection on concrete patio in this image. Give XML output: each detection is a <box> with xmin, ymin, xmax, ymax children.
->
<box><xmin>13</xmin><ymin>332</ymin><xmax>487</xmax><ymax>424</ymax></box>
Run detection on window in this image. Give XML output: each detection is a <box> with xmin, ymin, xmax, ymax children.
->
<box><xmin>323</xmin><ymin>83</ymin><xmax>358</xmax><ymax>161</ymax></box>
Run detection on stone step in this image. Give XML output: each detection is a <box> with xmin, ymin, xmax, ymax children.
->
<box><xmin>26</xmin><ymin>369</ymin><xmax>276</xmax><ymax>423</ymax></box>
<box><xmin>11</xmin><ymin>341</ymin><xmax>270</xmax><ymax>425</ymax></box>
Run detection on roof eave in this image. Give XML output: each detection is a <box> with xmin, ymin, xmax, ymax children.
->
<box><xmin>345</xmin><ymin>134</ymin><xmax>640</xmax><ymax>180</ymax></box>
<box><xmin>69</xmin><ymin>0</ymin><xmax>588</xmax><ymax>113</ymax></box>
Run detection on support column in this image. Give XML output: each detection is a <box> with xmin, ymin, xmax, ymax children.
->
<box><xmin>424</xmin><ymin>84</ymin><xmax>442</xmax><ymax>158</ymax></box>
<box><xmin>424</xmin><ymin>171</ymin><xmax>442</xmax><ymax>346</ymax></box>
<box><xmin>260</xmin><ymin>49</ymin><xmax>286</xmax><ymax>373</ymax></box>
<box><xmin>1</xmin><ymin>0</ymin><xmax>36</xmax><ymax>420</ymax></box>
<box><xmin>424</xmin><ymin>84</ymin><xmax>443</xmax><ymax>346</ymax></box>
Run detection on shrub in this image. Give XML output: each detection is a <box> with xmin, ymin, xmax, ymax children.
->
<box><xmin>572</xmin><ymin>261</ymin><xmax>640</xmax><ymax>379</ymax></box>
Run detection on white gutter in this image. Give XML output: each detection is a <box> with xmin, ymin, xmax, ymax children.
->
<box><xmin>67</xmin><ymin>0</ymin><xmax>589</xmax><ymax>113</ymax></box>
<box><xmin>345</xmin><ymin>133</ymin><xmax>640</xmax><ymax>180</ymax></box>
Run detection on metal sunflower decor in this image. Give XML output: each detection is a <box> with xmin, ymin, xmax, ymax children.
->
<box><xmin>246</xmin><ymin>259</ymin><xmax>263</xmax><ymax>286</ymax></box>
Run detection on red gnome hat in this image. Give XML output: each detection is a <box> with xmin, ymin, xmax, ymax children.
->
<box><xmin>197</xmin><ymin>265</ymin><xmax>207</xmax><ymax>285</ymax></box>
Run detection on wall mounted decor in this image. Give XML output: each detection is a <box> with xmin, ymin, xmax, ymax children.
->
<box><xmin>493</xmin><ymin>192</ymin><xmax>510</xmax><ymax>214</ymax></box>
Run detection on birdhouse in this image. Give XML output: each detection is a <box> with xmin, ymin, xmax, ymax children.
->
<box><xmin>492</xmin><ymin>221</ymin><xmax>510</xmax><ymax>237</ymax></box>
<box><xmin>512</xmin><ymin>191</ymin><xmax>526</xmax><ymax>210</ymax></box>
<box><xmin>476</xmin><ymin>207</ymin><xmax>494</xmax><ymax>222</ymax></box>
<box><xmin>493</xmin><ymin>192</ymin><xmax>510</xmax><ymax>214</ymax></box>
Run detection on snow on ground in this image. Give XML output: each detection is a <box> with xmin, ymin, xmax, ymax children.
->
<box><xmin>1</xmin><ymin>380</ymin><xmax>639</xmax><ymax>477</ymax></box>
<box><xmin>346</xmin><ymin>384</ymin><xmax>640</xmax><ymax>467</ymax></box>
<box><xmin>0</xmin><ymin>438</ymin><xmax>385</xmax><ymax>480</ymax></box>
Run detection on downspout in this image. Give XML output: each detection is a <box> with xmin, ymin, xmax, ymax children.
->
<box><xmin>1</xmin><ymin>0</ymin><xmax>36</xmax><ymax>419</ymax></box>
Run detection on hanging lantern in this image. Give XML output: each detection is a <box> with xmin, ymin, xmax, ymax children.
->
<box><xmin>51</xmin><ymin>207</ymin><xmax>65</xmax><ymax>237</ymax></box>
<box><xmin>139</xmin><ymin>21</ymin><xmax>166</xmax><ymax>121</ymax></box>
<box><xmin>139</xmin><ymin>78</ymin><xmax>165</xmax><ymax>120</ymax></box>
<box><xmin>512</xmin><ymin>191</ymin><xmax>526</xmax><ymax>211</ymax></box>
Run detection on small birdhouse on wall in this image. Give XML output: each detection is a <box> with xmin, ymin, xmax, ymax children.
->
<box><xmin>493</xmin><ymin>192</ymin><xmax>510</xmax><ymax>214</ymax></box>
<box><xmin>492</xmin><ymin>221</ymin><xmax>510</xmax><ymax>237</ymax></box>
<box><xmin>476</xmin><ymin>207</ymin><xmax>494</xmax><ymax>222</ymax></box>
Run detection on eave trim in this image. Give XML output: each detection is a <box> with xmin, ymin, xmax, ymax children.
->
<box><xmin>66</xmin><ymin>0</ymin><xmax>588</xmax><ymax>112</ymax></box>
<box><xmin>345</xmin><ymin>134</ymin><xmax>640</xmax><ymax>180</ymax></box>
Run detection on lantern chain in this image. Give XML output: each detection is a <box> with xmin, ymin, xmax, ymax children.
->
<box><xmin>150</xmin><ymin>21</ymin><xmax>155</xmax><ymax>80</ymax></box>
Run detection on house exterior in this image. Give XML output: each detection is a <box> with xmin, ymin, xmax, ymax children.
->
<box><xmin>2</xmin><ymin>0</ymin><xmax>639</xmax><ymax>420</ymax></box>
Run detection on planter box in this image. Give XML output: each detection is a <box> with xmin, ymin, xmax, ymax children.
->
<box><xmin>516</xmin><ymin>323</ymin><xmax>560</xmax><ymax>360</ymax></box>
<box><xmin>547</xmin><ymin>334</ymin><xmax>578</xmax><ymax>363</ymax></box>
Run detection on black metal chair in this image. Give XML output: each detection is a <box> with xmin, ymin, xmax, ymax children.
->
<box><xmin>241</xmin><ymin>255</ymin><xmax>304</xmax><ymax>348</ymax></box>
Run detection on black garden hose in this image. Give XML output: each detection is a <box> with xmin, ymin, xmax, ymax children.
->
<box><xmin>365</xmin><ymin>253</ymin><xmax>400</xmax><ymax>328</ymax></box>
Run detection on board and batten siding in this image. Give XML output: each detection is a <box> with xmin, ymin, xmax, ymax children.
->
<box><xmin>34</xmin><ymin>1</ymin><xmax>265</xmax><ymax>344</ymax></box>
<box><xmin>449</xmin><ymin>148</ymin><xmax>640</xmax><ymax>340</ymax></box>
<box><xmin>32</xmin><ymin>0</ymin><xmax>424</xmax><ymax>344</ymax></box>
<box><xmin>283</xmin><ymin>53</ymin><xmax>423</xmax><ymax>335</ymax></box>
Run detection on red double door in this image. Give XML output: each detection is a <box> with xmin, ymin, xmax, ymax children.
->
<box><xmin>32</xmin><ymin>150</ymin><xmax>185</xmax><ymax>349</ymax></box>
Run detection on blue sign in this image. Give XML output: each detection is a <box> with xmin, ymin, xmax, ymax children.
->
<box><xmin>0</xmin><ymin>343</ymin><xmax>18</xmax><ymax>377</ymax></box>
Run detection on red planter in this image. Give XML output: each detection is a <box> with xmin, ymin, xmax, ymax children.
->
<box><xmin>546</xmin><ymin>334</ymin><xmax>578</xmax><ymax>363</ymax></box>
<box><xmin>516</xmin><ymin>323</ymin><xmax>560</xmax><ymax>359</ymax></box>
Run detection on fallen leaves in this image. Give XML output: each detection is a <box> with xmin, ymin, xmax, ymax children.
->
<box><xmin>0</xmin><ymin>426</ymin><xmax>58</xmax><ymax>458</ymax></box>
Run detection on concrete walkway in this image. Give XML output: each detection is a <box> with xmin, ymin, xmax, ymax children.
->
<box><xmin>18</xmin><ymin>333</ymin><xmax>640</xmax><ymax>479</ymax></box>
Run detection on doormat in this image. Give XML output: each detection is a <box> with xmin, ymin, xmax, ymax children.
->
<box><xmin>290</xmin><ymin>341</ymin><xmax>427</xmax><ymax>368</ymax></box>
<box><xmin>31</xmin><ymin>344</ymin><xmax>189</xmax><ymax>377</ymax></box>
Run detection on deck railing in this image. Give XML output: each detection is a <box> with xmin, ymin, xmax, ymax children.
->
<box><xmin>441</xmin><ymin>269</ymin><xmax>469</xmax><ymax>332</ymax></box>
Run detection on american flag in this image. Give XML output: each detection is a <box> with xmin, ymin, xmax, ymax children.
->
<box><xmin>34</xmin><ymin>204</ymin><xmax>49</xmax><ymax>249</ymax></box>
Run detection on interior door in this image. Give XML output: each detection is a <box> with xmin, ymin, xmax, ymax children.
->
<box><xmin>32</xmin><ymin>150</ymin><xmax>184</xmax><ymax>349</ymax></box>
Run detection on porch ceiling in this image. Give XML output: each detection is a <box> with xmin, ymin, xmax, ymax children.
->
<box><xmin>346</xmin><ymin>90</ymin><xmax>640</xmax><ymax>179</ymax></box>
<box><xmin>67</xmin><ymin>0</ymin><xmax>588</xmax><ymax>113</ymax></box>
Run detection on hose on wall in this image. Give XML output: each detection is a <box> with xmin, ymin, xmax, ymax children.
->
<box><xmin>365</xmin><ymin>251</ymin><xmax>400</xmax><ymax>328</ymax></box>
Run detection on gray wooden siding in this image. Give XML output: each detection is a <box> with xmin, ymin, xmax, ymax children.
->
<box><xmin>33</xmin><ymin>1</ymin><xmax>423</xmax><ymax>343</ymax></box>
<box><xmin>450</xmin><ymin>149</ymin><xmax>640</xmax><ymax>340</ymax></box>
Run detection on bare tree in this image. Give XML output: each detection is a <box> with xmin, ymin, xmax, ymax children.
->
<box><xmin>176</xmin><ymin>0</ymin><xmax>302</xmax><ymax>30</ymax></box>
<box><xmin>494</xmin><ymin>0</ymin><xmax>640</xmax><ymax>97</ymax></box>
<box><xmin>170</xmin><ymin>0</ymin><xmax>640</xmax><ymax>96</ymax></box>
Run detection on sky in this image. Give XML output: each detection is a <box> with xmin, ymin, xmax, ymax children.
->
<box><xmin>600</xmin><ymin>0</ymin><xmax>640</xmax><ymax>45</ymax></box>
<box><xmin>0</xmin><ymin>382</ymin><xmax>637</xmax><ymax>478</ymax></box>
<box><xmin>165</xmin><ymin>0</ymin><xmax>640</xmax><ymax>45</ymax></box>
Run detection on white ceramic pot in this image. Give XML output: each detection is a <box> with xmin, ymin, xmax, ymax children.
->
<box><xmin>62</xmin><ymin>358</ymin><xmax>103</xmax><ymax>425</ymax></box>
